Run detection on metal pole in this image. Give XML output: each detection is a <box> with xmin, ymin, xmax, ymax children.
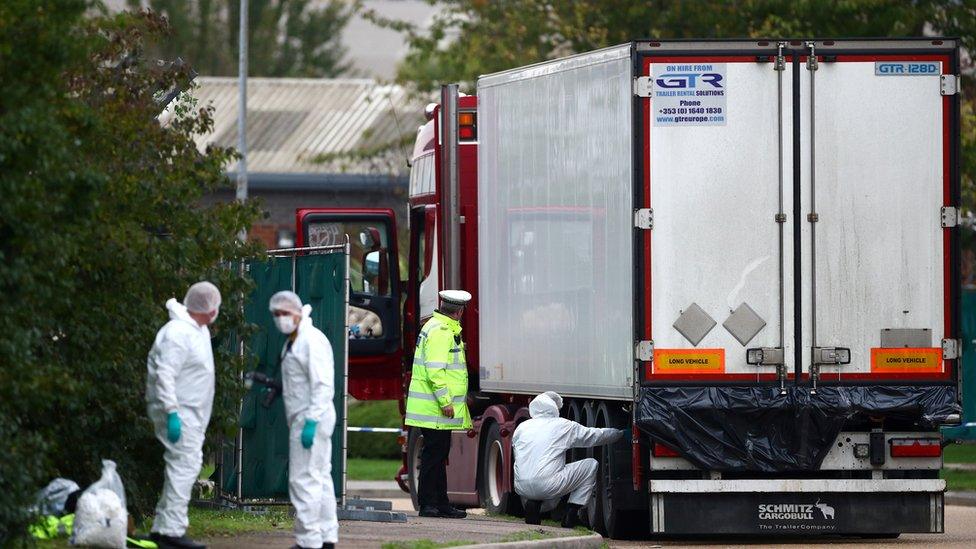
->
<box><xmin>236</xmin><ymin>0</ymin><xmax>249</xmax><ymax>212</ymax></box>
<box><xmin>343</xmin><ymin>237</ymin><xmax>351</xmax><ymax>506</ymax></box>
<box><xmin>439</xmin><ymin>84</ymin><xmax>461</xmax><ymax>290</ymax></box>
<box><xmin>234</xmin><ymin>0</ymin><xmax>249</xmax><ymax>503</ymax></box>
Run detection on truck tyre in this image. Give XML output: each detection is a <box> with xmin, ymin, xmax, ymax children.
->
<box><xmin>597</xmin><ymin>403</ymin><xmax>645</xmax><ymax>539</ymax></box>
<box><xmin>566</xmin><ymin>400</ymin><xmax>584</xmax><ymax>463</ymax></box>
<box><xmin>406</xmin><ymin>427</ymin><xmax>423</xmax><ymax>511</ymax></box>
<box><xmin>478</xmin><ymin>421</ymin><xmax>511</xmax><ymax>515</ymax></box>
<box><xmin>583</xmin><ymin>401</ymin><xmax>606</xmax><ymax>533</ymax></box>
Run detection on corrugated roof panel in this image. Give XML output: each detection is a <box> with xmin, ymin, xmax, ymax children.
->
<box><xmin>190</xmin><ymin>77</ymin><xmax>423</xmax><ymax>175</ymax></box>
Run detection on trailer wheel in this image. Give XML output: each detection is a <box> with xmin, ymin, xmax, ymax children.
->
<box><xmin>406</xmin><ymin>427</ymin><xmax>423</xmax><ymax>511</ymax></box>
<box><xmin>583</xmin><ymin>401</ymin><xmax>605</xmax><ymax>533</ymax></box>
<box><xmin>597</xmin><ymin>402</ymin><xmax>645</xmax><ymax>539</ymax></box>
<box><xmin>478</xmin><ymin>422</ymin><xmax>510</xmax><ymax>515</ymax></box>
<box><xmin>565</xmin><ymin>400</ymin><xmax>584</xmax><ymax>463</ymax></box>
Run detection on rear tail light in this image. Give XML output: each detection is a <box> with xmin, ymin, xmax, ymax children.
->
<box><xmin>458</xmin><ymin>111</ymin><xmax>477</xmax><ymax>141</ymax></box>
<box><xmin>652</xmin><ymin>442</ymin><xmax>681</xmax><ymax>458</ymax></box>
<box><xmin>890</xmin><ymin>438</ymin><xmax>941</xmax><ymax>458</ymax></box>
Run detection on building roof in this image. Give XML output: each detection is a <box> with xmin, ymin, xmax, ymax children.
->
<box><xmin>190</xmin><ymin>77</ymin><xmax>422</xmax><ymax>176</ymax></box>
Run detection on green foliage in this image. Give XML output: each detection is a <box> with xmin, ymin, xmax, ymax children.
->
<box><xmin>129</xmin><ymin>0</ymin><xmax>353</xmax><ymax>77</ymax></box>
<box><xmin>347</xmin><ymin>400</ymin><xmax>402</xmax><ymax>459</ymax></box>
<box><xmin>0</xmin><ymin>1</ymin><xmax>262</xmax><ymax>543</ymax></box>
<box><xmin>386</xmin><ymin>0</ymin><xmax>970</xmax><ymax>92</ymax></box>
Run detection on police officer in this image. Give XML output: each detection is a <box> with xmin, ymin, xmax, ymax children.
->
<box><xmin>405</xmin><ymin>290</ymin><xmax>473</xmax><ymax>518</ymax></box>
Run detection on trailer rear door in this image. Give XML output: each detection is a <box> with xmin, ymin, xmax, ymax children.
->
<box><xmin>639</xmin><ymin>50</ymin><xmax>795</xmax><ymax>383</ymax></box>
<box><xmin>799</xmin><ymin>49</ymin><xmax>954</xmax><ymax>383</ymax></box>
<box><xmin>636</xmin><ymin>40</ymin><xmax>960</xmax><ymax>387</ymax></box>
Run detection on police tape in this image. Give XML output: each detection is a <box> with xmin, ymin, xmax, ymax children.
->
<box><xmin>347</xmin><ymin>427</ymin><xmax>401</xmax><ymax>433</ymax></box>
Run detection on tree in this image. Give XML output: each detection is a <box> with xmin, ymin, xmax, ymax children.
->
<box><xmin>383</xmin><ymin>0</ymin><xmax>970</xmax><ymax>92</ymax></box>
<box><xmin>0</xmin><ymin>1</ymin><xmax>262</xmax><ymax>542</ymax></box>
<box><xmin>381</xmin><ymin>0</ymin><xmax>975</xmax><ymax>277</ymax></box>
<box><xmin>128</xmin><ymin>0</ymin><xmax>353</xmax><ymax>77</ymax></box>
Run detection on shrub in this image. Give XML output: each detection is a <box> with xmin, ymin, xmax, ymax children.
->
<box><xmin>0</xmin><ymin>2</ymin><xmax>261</xmax><ymax>543</ymax></box>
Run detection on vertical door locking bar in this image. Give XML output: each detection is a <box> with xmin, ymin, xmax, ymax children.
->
<box><xmin>806</xmin><ymin>41</ymin><xmax>822</xmax><ymax>394</ymax></box>
<box><xmin>774</xmin><ymin>41</ymin><xmax>788</xmax><ymax>395</ymax></box>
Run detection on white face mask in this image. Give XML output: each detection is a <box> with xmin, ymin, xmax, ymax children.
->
<box><xmin>274</xmin><ymin>314</ymin><xmax>297</xmax><ymax>334</ymax></box>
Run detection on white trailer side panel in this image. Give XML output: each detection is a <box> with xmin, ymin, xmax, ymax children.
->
<box><xmin>477</xmin><ymin>45</ymin><xmax>634</xmax><ymax>399</ymax></box>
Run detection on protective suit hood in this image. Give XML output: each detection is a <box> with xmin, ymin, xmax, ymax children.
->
<box><xmin>166</xmin><ymin>298</ymin><xmax>203</xmax><ymax>331</ymax></box>
<box><xmin>529</xmin><ymin>394</ymin><xmax>559</xmax><ymax>419</ymax></box>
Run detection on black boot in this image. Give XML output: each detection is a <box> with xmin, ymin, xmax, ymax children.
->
<box><xmin>438</xmin><ymin>505</ymin><xmax>467</xmax><ymax>519</ymax></box>
<box><xmin>561</xmin><ymin>503</ymin><xmax>582</xmax><ymax>529</ymax></box>
<box><xmin>149</xmin><ymin>533</ymin><xmax>207</xmax><ymax>549</ymax></box>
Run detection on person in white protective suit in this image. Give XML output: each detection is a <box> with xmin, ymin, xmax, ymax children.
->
<box><xmin>512</xmin><ymin>392</ymin><xmax>624</xmax><ymax>528</ymax></box>
<box><xmin>146</xmin><ymin>282</ymin><xmax>221</xmax><ymax>549</ymax></box>
<box><xmin>269</xmin><ymin>291</ymin><xmax>338</xmax><ymax>549</ymax></box>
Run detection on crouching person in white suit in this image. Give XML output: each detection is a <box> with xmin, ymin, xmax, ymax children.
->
<box><xmin>269</xmin><ymin>291</ymin><xmax>338</xmax><ymax>549</ymax></box>
<box><xmin>512</xmin><ymin>392</ymin><xmax>624</xmax><ymax>528</ymax></box>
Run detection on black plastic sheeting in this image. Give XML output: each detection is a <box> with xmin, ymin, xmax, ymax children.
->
<box><xmin>636</xmin><ymin>385</ymin><xmax>959</xmax><ymax>472</ymax></box>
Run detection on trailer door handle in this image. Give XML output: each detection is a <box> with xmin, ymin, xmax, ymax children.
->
<box><xmin>812</xmin><ymin>347</ymin><xmax>851</xmax><ymax>365</ymax></box>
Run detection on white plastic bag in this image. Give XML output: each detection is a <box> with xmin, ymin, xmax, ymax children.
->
<box><xmin>35</xmin><ymin>478</ymin><xmax>80</xmax><ymax>516</ymax></box>
<box><xmin>71</xmin><ymin>460</ymin><xmax>127</xmax><ymax>549</ymax></box>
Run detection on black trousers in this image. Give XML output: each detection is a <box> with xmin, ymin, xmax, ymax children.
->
<box><xmin>418</xmin><ymin>428</ymin><xmax>452</xmax><ymax>508</ymax></box>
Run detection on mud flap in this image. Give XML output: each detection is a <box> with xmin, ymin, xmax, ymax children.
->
<box><xmin>649</xmin><ymin>489</ymin><xmax>943</xmax><ymax>535</ymax></box>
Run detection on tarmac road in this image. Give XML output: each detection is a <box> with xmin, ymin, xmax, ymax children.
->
<box><xmin>201</xmin><ymin>498</ymin><xmax>976</xmax><ymax>548</ymax></box>
<box><xmin>609</xmin><ymin>504</ymin><xmax>976</xmax><ymax>548</ymax></box>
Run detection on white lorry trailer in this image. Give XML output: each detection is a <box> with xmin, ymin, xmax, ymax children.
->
<box><xmin>474</xmin><ymin>38</ymin><xmax>962</xmax><ymax>536</ymax></box>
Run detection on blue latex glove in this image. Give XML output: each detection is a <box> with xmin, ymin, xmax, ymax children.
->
<box><xmin>167</xmin><ymin>412</ymin><xmax>181</xmax><ymax>443</ymax></box>
<box><xmin>301</xmin><ymin>419</ymin><xmax>318</xmax><ymax>449</ymax></box>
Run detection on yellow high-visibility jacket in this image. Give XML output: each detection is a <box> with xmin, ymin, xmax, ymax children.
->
<box><xmin>404</xmin><ymin>312</ymin><xmax>471</xmax><ymax>430</ymax></box>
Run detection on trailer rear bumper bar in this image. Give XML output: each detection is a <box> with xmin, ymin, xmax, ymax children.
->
<box><xmin>649</xmin><ymin>479</ymin><xmax>945</xmax><ymax>535</ymax></box>
<box><xmin>650</xmin><ymin>478</ymin><xmax>945</xmax><ymax>493</ymax></box>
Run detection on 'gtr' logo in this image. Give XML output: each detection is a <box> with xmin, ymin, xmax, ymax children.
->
<box><xmin>656</xmin><ymin>73</ymin><xmax>724</xmax><ymax>89</ymax></box>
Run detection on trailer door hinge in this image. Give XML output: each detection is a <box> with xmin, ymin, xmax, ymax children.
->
<box><xmin>941</xmin><ymin>206</ymin><xmax>960</xmax><ymax>228</ymax></box>
<box><xmin>633</xmin><ymin>76</ymin><xmax>652</xmax><ymax>98</ymax></box>
<box><xmin>636</xmin><ymin>341</ymin><xmax>654</xmax><ymax>362</ymax></box>
<box><xmin>941</xmin><ymin>75</ymin><xmax>960</xmax><ymax>96</ymax></box>
<box><xmin>634</xmin><ymin>208</ymin><xmax>654</xmax><ymax>230</ymax></box>
<box><xmin>943</xmin><ymin>338</ymin><xmax>961</xmax><ymax>360</ymax></box>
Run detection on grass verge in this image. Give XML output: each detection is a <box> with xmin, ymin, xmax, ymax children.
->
<box><xmin>941</xmin><ymin>468</ymin><xmax>976</xmax><ymax>491</ymax></box>
<box><xmin>185</xmin><ymin>507</ymin><xmax>293</xmax><ymax>538</ymax></box>
<box><xmin>348</xmin><ymin>457</ymin><xmax>401</xmax><ymax>481</ymax></box>
<box><xmin>380</xmin><ymin>527</ymin><xmax>574</xmax><ymax>549</ymax></box>
<box><xmin>944</xmin><ymin>442</ymin><xmax>976</xmax><ymax>463</ymax></box>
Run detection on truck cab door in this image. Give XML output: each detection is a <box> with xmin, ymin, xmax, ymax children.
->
<box><xmin>297</xmin><ymin>208</ymin><xmax>404</xmax><ymax>400</ymax></box>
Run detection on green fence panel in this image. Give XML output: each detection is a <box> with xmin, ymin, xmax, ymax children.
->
<box><xmin>221</xmin><ymin>252</ymin><xmax>347</xmax><ymax>501</ymax></box>
<box><xmin>959</xmin><ymin>289</ymin><xmax>976</xmax><ymax>423</ymax></box>
<box><xmin>944</xmin><ymin>288</ymin><xmax>976</xmax><ymax>440</ymax></box>
<box><xmin>296</xmin><ymin>254</ymin><xmax>348</xmax><ymax>495</ymax></box>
